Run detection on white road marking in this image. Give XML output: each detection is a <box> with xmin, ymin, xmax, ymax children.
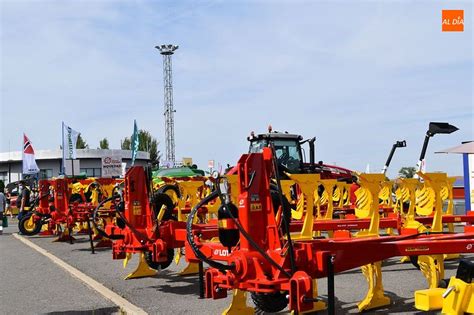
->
<box><xmin>13</xmin><ymin>233</ymin><xmax>148</xmax><ymax>315</ymax></box>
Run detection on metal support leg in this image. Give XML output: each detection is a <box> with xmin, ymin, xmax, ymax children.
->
<box><xmin>198</xmin><ymin>261</ymin><xmax>205</xmax><ymax>299</ymax></box>
<box><xmin>86</xmin><ymin>219</ymin><xmax>95</xmax><ymax>254</ymax></box>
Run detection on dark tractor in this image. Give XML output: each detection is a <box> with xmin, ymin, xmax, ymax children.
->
<box><xmin>247</xmin><ymin>128</ymin><xmax>354</xmax><ymax>180</ymax></box>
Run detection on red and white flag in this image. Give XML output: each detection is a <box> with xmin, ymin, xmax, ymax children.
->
<box><xmin>23</xmin><ymin>134</ymin><xmax>40</xmax><ymax>174</ymax></box>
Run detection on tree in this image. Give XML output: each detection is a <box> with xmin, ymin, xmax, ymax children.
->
<box><xmin>398</xmin><ymin>167</ymin><xmax>416</xmax><ymax>178</ymax></box>
<box><xmin>121</xmin><ymin>137</ymin><xmax>131</xmax><ymax>150</ymax></box>
<box><xmin>76</xmin><ymin>134</ymin><xmax>88</xmax><ymax>149</ymax></box>
<box><xmin>99</xmin><ymin>138</ymin><xmax>109</xmax><ymax>149</ymax></box>
<box><xmin>121</xmin><ymin>130</ymin><xmax>161</xmax><ymax>165</ymax></box>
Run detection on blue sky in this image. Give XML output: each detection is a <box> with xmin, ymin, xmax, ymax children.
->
<box><xmin>1</xmin><ymin>0</ymin><xmax>472</xmax><ymax>177</ymax></box>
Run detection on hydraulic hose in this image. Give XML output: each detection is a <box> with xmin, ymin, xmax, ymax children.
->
<box><xmin>32</xmin><ymin>193</ymin><xmax>49</xmax><ymax>206</ymax></box>
<box><xmin>115</xmin><ymin>205</ymin><xmax>150</xmax><ymax>242</ymax></box>
<box><xmin>91</xmin><ymin>193</ymin><xmax>149</xmax><ymax>242</ymax></box>
<box><xmin>92</xmin><ymin>187</ymin><xmax>172</xmax><ymax>242</ymax></box>
<box><xmin>215</xmin><ymin>176</ymin><xmax>292</xmax><ymax>278</ymax></box>
<box><xmin>186</xmin><ymin>190</ymin><xmax>235</xmax><ymax>271</ymax></box>
<box><xmin>91</xmin><ymin>196</ymin><xmax>115</xmax><ymax>238</ymax></box>
<box><xmin>30</xmin><ymin>193</ymin><xmax>50</xmax><ymax>213</ymax></box>
<box><xmin>28</xmin><ymin>193</ymin><xmax>53</xmax><ymax>222</ymax></box>
<box><xmin>269</xmin><ymin>143</ymin><xmax>296</xmax><ymax>275</ymax></box>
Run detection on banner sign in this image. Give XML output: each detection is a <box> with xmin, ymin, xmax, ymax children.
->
<box><xmin>102</xmin><ymin>156</ymin><xmax>122</xmax><ymax>178</ymax></box>
<box><xmin>22</xmin><ymin>134</ymin><xmax>40</xmax><ymax>174</ymax></box>
<box><xmin>62</xmin><ymin>122</ymin><xmax>80</xmax><ymax>160</ymax></box>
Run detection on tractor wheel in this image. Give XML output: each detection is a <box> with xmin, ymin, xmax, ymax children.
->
<box><xmin>151</xmin><ymin>193</ymin><xmax>176</xmax><ymax>221</ymax></box>
<box><xmin>18</xmin><ymin>213</ymin><xmax>42</xmax><ymax>236</ymax></box>
<box><xmin>145</xmin><ymin>248</ymin><xmax>175</xmax><ymax>270</ymax></box>
<box><xmin>251</xmin><ymin>292</ymin><xmax>288</xmax><ymax>313</ymax></box>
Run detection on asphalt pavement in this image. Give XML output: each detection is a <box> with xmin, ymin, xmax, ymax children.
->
<box><xmin>0</xmin><ymin>219</ymin><xmax>119</xmax><ymax>315</ymax></box>
<box><xmin>1</xmin><ymin>218</ymin><xmax>473</xmax><ymax>314</ymax></box>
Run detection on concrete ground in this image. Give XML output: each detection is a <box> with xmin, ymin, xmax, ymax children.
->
<box><xmin>1</xmin><ymin>219</ymin><xmax>472</xmax><ymax>314</ymax></box>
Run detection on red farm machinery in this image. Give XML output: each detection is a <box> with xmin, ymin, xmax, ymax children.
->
<box><xmin>18</xmin><ymin>176</ymin><xmax>123</xmax><ymax>249</ymax></box>
<box><xmin>98</xmin><ymin>124</ymin><xmax>473</xmax><ymax>314</ymax></box>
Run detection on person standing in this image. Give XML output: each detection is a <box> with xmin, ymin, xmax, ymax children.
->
<box><xmin>17</xmin><ymin>181</ymin><xmax>31</xmax><ymax>221</ymax></box>
<box><xmin>0</xmin><ymin>188</ymin><xmax>6</xmax><ymax>235</ymax></box>
<box><xmin>5</xmin><ymin>190</ymin><xmax>12</xmax><ymax>218</ymax></box>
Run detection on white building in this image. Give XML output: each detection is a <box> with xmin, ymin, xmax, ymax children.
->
<box><xmin>0</xmin><ymin>149</ymin><xmax>150</xmax><ymax>184</ymax></box>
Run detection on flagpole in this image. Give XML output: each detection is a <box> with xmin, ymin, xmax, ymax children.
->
<box><xmin>21</xmin><ymin>133</ymin><xmax>24</xmax><ymax>181</ymax></box>
<box><xmin>62</xmin><ymin>122</ymin><xmax>65</xmax><ymax>175</ymax></box>
<box><xmin>132</xmin><ymin>119</ymin><xmax>138</xmax><ymax>167</ymax></box>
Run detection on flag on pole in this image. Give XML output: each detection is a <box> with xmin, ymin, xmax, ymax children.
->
<box><xmin>131</xmin><ymin>120</ymin><xmax>139</xmax><ymax>166</ymax></box>
<box><xmin>22</xmin><ymin>134</ymin><xmax>40</xmax><ymax>174</ymax></box>
<box><xmin>62</xmin><ymin>122</ymin><xmax>80</xmax><ymax>160</ymax></box>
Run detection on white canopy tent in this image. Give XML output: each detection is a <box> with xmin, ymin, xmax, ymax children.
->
<box><xmin>436</xmin><ymin>141</ymin><xmax>473</xmax><ymax>212</ymax></box>
<box><xmin>436</xmin><ymin>141</ymin><xmax>474</xmax><ymax>154</ymax></box>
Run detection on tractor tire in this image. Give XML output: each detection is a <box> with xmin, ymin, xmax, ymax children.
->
<box><xmin>151</xmin><ymin>193</ymin><xmax>176</xmax><ymax>221</ymax></box>
<box><xmin>18</xmin><ymin>213</ymin><xmax>42</xmax><ymax>236</ymax></box>
<box><xmin>251</xmin><ymin>292</ymin><xmax>288</xmax><ymax>313</ymax></box>
<box><xmin>145</xmin><ymin>248</ymin><xmax>175</xmax><ymax>270</ymax></box>
<box><xmin>157</xmin><ymin>184</ymin><xmax>181</xmax><ymax>203</ymax></box>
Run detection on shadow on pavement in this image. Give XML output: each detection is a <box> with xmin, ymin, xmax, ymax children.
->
<box><xmin>148</xmin><ymin>272</ymin><xmax>201</xmax><ymax>296</ymax></box>
<box><xmin>74</xmin><ymin>247</ymin><xmax>111</xmax><ymax>253</ymax></box>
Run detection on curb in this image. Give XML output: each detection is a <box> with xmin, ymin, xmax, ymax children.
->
<box><xmin>13</xmin><ymin>233</ymin><xmax>147</xmax><ymax>315</ymax></box>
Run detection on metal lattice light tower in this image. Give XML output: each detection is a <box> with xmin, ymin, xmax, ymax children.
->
<box><xmin>155</xmin><ymin>44</ymin><xmax>179</xmax><ymax>163</ymax></box>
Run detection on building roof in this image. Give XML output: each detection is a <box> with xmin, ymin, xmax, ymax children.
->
<box><xmin>0</xmin><ymin>149</ymin><xmax>150</xmax><ymax>162</ymax></box>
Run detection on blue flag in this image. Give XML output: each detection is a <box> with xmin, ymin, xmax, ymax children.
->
<box><xmin>131</xmin><ymin>120</ymin><xmax>139</xmax><ymax>166</ymax></box>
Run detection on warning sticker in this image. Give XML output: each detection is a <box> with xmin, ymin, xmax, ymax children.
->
<box><xmin>133</xmin><ymin>201</ymin><xmax>142</xmax><ymax>215</ymax></box>
<box><xmin>250</xmin><ymin>203</ymin><xmax>262</xmax><ymax>212</ymax></box>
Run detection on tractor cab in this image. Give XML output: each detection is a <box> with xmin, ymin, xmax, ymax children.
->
<box><xmin>247</xmin><ymin>128</ymin><xmax>354</xmax><ymax>180</ymax></box>
<box><xmin>248</xmin><ymin>131</ymin><xmax>306</xmax><ymax>173</ymax></box>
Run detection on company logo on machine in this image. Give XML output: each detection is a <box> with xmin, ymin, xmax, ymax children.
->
<box><xmin>442</xmin><ymin>10</ymin><xmax>464</xmax><ymax>32</ymax></box>
<box><xmin>405</xmin><ymin>246</ymin><xmax>430</xmax><ymax>253</ymax></box>
<box><xmin>467</xmin><ymin>244</ymin><xmax>473</xmax><ymax>250</ymax></box>
<box><xmin>336</xmin><ymin>224</ymin><xmax>358</xmax><ymax>229</ymax></box>
<box><xmin>214</xmin><ymin>249</ymin><xmax>230</xmax><ymax>256</ymax></box>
